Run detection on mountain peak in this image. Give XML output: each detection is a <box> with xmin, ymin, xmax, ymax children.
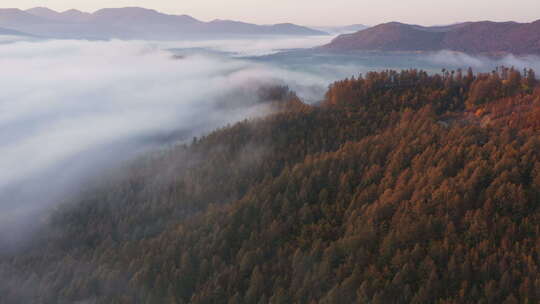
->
<box><xmin>26</xmin><ymin>7</ymin><xmax>59</xmax><ymax>13</ymax></box>
<box><xmin>93</xmin><ymin>7</ymin><xmax>162</xmax><ymax>16</ymax></box>
<box><xmin>60</xmin><ymin>9</ymin><xmax>92</xmax><ymax>22</ymax></box>
<box><xmin>382</xmin><ymin>21</ymin><xmax>408</xmax><ymax>26</ymax></box>
<box><xmin>91</xmin><ymin>7</ymin><xmax>200</xmax><ymax>24</ymax></box>
<box><xmin>26</xmin><ymin>7</ymin><xmax>61</xmax><ymax>19</ymax></box>
<box><xmin>25</xmin><ymin>7</ymin><xmax>93</xmax><ymax>23</ymax></box>
<box><xmin>63</xmin><ymin>9</ymin><xmax>86</xmax><ymax>14</ymax></box>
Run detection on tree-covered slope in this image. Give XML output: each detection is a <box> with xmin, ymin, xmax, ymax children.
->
<box><xmin>1</xmin><ymin>68</ymin><xmax>539</xmax><ymax>304</ymax></box>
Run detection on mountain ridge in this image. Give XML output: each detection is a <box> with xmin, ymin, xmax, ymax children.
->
<box><xmin>0</xmin><ymin>7</ymin><xmax>327</xmax><ymax>39</ymax></box>
<box><xmin>322</xmin><ymin>19</ymin><xmax>540</xmax><ymax>55</ymax></box>
<box><xmin>25</xmin><ymin>7</ymin><xmax>93</xmax><ymax>23</ymax></box>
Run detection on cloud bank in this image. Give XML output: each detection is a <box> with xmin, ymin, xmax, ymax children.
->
<box><xmin>161</xmin><ymin>35</ymin><xmax>334</xmax><ymax>57</ymax></box>
<box><xmin>426</xmin><ymin>50</ymin><xmax>540</xmax><ymax>72</ymax></box>
<box><xmin>0</xmin><ymin>38</ymin><xmax>337</xmax><ymax>249</ymax></box>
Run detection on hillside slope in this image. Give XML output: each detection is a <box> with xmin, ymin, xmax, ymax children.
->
<box><xmin>323</xmin><ymin>20</ymin><xmax>540</xmax><ymax>55</ymax></box>
<box><xmin>1</xmin><ymin>68</ymin><xmax>540</xmax><ymax>304</ymax></box>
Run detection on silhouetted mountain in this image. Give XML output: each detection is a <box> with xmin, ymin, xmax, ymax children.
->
<box><xmin>0</xmin><ymin>7</ymin><xmax>327</xmax><ymax>39</ymax></box>
<box><xmin>322</xmin><ymin>20</ymin><xmax>540</xmax><ymax>55</ymax></box>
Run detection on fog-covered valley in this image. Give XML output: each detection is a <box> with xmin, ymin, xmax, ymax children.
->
<box><xmin>2</xmin><ymin>33</ymin><xmax>540</xmax><ymax>250</ymax></box>
<box><xmin>0</xmin><ymin>36</ymin><xmax>333</xmax><ymax>249</ymax></box>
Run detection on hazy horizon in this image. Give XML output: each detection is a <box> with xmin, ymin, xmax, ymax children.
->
<box><xmin>3</xmin><ymin>0</ymin><xmax>540</xmax><ymax>26</ymax></box>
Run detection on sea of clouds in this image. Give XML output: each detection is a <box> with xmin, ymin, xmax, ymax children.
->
<box><xmin>0</xmin><ymin>37</ymin><xmax>340</xmax><ymax>246</ymax></box>
<box><xmin>0</xmin><ymin>34</ymin><xmax>539</xmax><ymax>249</ymax></box>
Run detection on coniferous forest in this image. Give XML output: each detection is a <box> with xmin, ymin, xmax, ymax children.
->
<box><xmin>1</xmin><ymin>67</ymin><xmax>540</xmax><ymax>304</ymax></box>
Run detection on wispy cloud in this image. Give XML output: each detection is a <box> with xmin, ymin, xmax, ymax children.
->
<box><xmin>158</xmin><ymin>35</ymin><xmax>334</xmax><ymax>56</ymax></box>
<box><xmin>0</xmin><ymin>38</ymin><xmax>334</xmax><ymax>246</ymax></box>
<box><xmin>426</xmin><ymin>50</ymin><xmax>540</xmax><ymax>71</ymax></box>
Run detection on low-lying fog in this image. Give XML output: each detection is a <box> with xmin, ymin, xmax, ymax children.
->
<box><xmin>0</xmin><ymin>34</ymin><xmax>539</xmax><ymax>249</ymax></box>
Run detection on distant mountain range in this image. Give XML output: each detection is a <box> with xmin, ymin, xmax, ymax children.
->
<box><xmin>313</xmin><ymin>24</ymin><xmax>369</xmax><ymax>34</ymax></box>
<box><xmin>0</xmin><ymin>26</ymin><xmax>31</xmax><ymax>36</ymax></box>
<box><xmin>322</xmin><ymin>20</ymin><xmax>540</xmax><ymax>55</ymax></box>
<box><xmin>0</xmin><ymin>7</ymin><xmax>328</xmax><ymax>39</ymax></box>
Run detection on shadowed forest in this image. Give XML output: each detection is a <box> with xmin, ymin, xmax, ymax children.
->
<box><xmin>1</xmin><ymin>67</ymin><xmax>540</xmax><ymax>304</ymax></box>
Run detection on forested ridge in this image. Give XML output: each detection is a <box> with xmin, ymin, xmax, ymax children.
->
<box><xmin>1</xmin><ymin>67</ymin><xmax>540</xmax><ymax>304</ymax></box>
<box><xmin>322</xmin><ymin>20</ymin><xmax>540</xmax><ymax>55</ymax></box>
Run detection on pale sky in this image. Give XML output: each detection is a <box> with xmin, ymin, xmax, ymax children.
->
<box><xmin>6</xmin><ymin>0</ymin><xmax>540</xmax><ymax>26</ymax></box>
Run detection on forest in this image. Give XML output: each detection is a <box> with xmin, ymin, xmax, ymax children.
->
<box><xmin>1</xmin><ymin>67</ymin><xmax>539</xmax><ymax>304</ymax></box>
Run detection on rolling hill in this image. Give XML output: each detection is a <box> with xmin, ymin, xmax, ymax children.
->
<box><xmin>0</xmin><ymin>7</ymin><xmax>327</xmax><ymax>39</ymax></box>
<box><xmin>322</xmin><ymin>20</ymin><xmax>540</xmax><ymax>55</ymax></box>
